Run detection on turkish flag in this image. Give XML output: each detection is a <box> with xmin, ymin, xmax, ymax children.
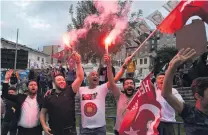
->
<box><xmin>158</xmin><ymin>0</ymin><xmax>208</xmax><ymax>34</ymax></box>
<box><xmin>119</xmin><ymin>73</ymin><xmax>161</xmax><ymax>135</ymax></box>
<box><xmin>51</xmin><ymin>50</ymin><xmax>65</xmax><ymax>60</ymax></box>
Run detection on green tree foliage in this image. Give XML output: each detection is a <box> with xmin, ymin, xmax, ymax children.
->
<box><xmin>153</xmin><ymin>46</ymin><xmax>178</xmax><ymax>75</ymax></box>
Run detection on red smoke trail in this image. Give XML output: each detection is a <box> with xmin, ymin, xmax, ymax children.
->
<box><xmin>64</xmin><ymin>0</ymin><xmax>131</xmax><ymax>48</ymax></box>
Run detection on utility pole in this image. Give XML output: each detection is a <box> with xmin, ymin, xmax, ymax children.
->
<box><xmin>14</xmin><ymin>29</ymin><xmax>19</xmax><ymax>70</ymax></box>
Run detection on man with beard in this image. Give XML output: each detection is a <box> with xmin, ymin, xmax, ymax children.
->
<box><xmin>2</xmin><ymin>70</ymin><xmax>43</xmax><ymax>135</ymax></box>
<box><xmin>40</xmin><ymin>52</ymin><xmax>84</xmax><ymax>135</ymax></box>
<box><xmin>162</xmin><ymin>48</ymin><xmax>208</xmax><ymax>135</ymax></box>
<box><xmin>79</xmin><ymin>55</ymin><xmax>132</xmax><ymax>135</ymax></box>
<box><xmin>113</xmin><ymin>77</ymin><xmax>136</xmax><ymax>135</ymax></box>
<box><xmin>156</xmin><ymin>72</ymin><xmax>184</xmax><ymax>135</ymax></box>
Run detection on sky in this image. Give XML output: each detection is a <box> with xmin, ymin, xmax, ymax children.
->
<box><xmin>1</xmin><ymin>0</ymin><xmax>208</xmax><ymax>50</ymax></box>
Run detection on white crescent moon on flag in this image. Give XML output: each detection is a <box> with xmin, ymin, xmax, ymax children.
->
<box><xmin>134</xmin><ymin>104</ymin><xmax>160</xmax><ymax>135</ymax></box>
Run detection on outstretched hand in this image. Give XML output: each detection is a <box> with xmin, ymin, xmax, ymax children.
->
<box><xmin>169</xmin><ymin>48</ymin><xmax>196</xmax><ymax>70</ymax></box>
<box><xmin>5</xmin><ymin>69</ymin><xmax>14</xmax><ymax>82</ymax></box>
<box><xmin>104</xmin><ymin>54</ymin><xmax>111</xmax><ymax>66</ymax></box>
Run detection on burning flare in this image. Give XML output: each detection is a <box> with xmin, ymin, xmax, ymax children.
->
<box><xmin>63</xmin><ymin>33</ymin><xmax>71</xmax><ymax>48</ymax></box>
<box><xmin>105</xmin><ymin>36</ymin><xmax>112</xmax><ymax>46</ymax></box>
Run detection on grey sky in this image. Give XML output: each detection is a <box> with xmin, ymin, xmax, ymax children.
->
<box><xmin>1</xmin><ymin>0</ymin><xmax>208</xmax><ymax>50</ymax></box>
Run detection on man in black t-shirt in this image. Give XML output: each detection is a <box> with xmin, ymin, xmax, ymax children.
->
<box><xmin>40</xmin><ymin>52</ymin><xmax>84</xmax><ymax>135</ymax></box>
<box><xmin>162</xmin><ymin>48</ymin><xmax>208</xmax><ymax>135</ymax></box>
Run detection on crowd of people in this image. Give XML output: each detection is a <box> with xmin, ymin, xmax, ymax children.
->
<box><xmin>1</xmin><ymin>48</ymin><xmax>208</xmax><ymax>135</ymax></box>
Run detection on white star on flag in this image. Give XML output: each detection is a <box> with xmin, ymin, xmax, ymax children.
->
<box><xmin>180</xmin><ymin>0</ymin><xmax>193</xmax><ymax>12</ymax></box>
<box><xmin>124</xmin><ymin>127</ymin><xmax>140</xmax><ymax>135</ymax></box>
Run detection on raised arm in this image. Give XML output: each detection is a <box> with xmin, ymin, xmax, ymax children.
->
<box><xmin>2</xmin><ymin>70</ymin><xmax>18</xmax><ymax>101</ymax></box>
<box><xmin>114</xmin><ymin>56</ymin><xmax>132</xmax><ymax>83</ymax></box>
<box><xmin>162</xmin><ymin>48</ymin><xmax>196</xmax><ymax>113</ymax></box>
<box><xmin>104</xmin><ymin>54</ymin><xmax>120</xmax><ymax>98</ymax></box>
<box><xmin>71</xmin><ymin>52</ymin><xmax>84</xmax><ymax>93</ymax></box>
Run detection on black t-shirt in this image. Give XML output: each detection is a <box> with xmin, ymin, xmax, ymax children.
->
<box><xmin>179</xmin><ymin>103</ymin><xmax>208</xmax><ymax>135</ymax></box>
<box><xmin>43</xmin><ymin>86</ymin><xmax>76</xmax><ymax>132</ymax></box>
<box><xmin>3</xmin><ymin>99</ymin><xmax>19</xmax><ymax>123</ymax></box>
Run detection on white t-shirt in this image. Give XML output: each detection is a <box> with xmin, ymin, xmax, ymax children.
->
<box><xmin>156</xmin><ymin>88</ymin><xmax>184</xmax><ymax>122</ymax></box>
<box><xmin>79</xmin><ymin>83</ymin><xmax>108</xmax><ymax>128</ymax></box>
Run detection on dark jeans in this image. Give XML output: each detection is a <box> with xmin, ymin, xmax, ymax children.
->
<box><xmin>80</xmin><ymin>126</ymin><xmax>106</xmax><ymax>135</ymax></box>
<box><xmin>17</xmin><ymin>126</ymin><xmax>42</xmax><ymax>135</ymax></box>
<box><xmin>1</xmin><ymin>121</ymin><xmax>17</xmax><ymax>135</ymax></box>
<box><xmin>158</xmin><ymin>121</ymin><xmax>175</xmax><ymax>135</ymax></box>
<box><xmin>52</xmin><ymin>126</ymin><xmax>77</xmax><ymax>135</ymax></box>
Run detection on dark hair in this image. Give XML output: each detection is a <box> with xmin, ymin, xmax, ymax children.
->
<box><xmin>27</xmin><ymin>80</ymin><xmax>37</xmax><ymax>87</ymax></box>
<box><xmin>156</xmin><ymin>72</ymin><xmax>165</xmax><ymax>78</ymax></box>
<box><xmin>10</xmin><ymin>73</ymin><xmax>18</xmax><ymax>85</ymax></box>
<box><xmin>8</xmin><ymin>87</ymin><xmax>16</xmax><ymax>91</ymax></box>
<box><xmin>191</xmin><ymin>77</ymin><xmax>208</xmax><ymax>97</ymax></box>
<box><xmin>123</xmin><ymin>78</ymin><xmax>135</xmax><ymax>86</ymax></box>
<box><xmin>53</xmin><ymin>73</ymin><xmax>65</xmax><ymax>82</ymax></box>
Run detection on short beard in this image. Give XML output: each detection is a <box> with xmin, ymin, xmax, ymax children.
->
<box><xmin>28</xmin><ymin>90</ymin><xmax>37</xmax><ymax>96</ymax></box>
<box><xmin>55</xmin><ymin>83</ymin><xmax>66</xmax><ymax>91</ymax></box>
<box><xmin>124</xmin><ymin>88</ymin><xmax>135</xmax><ymax>97</ymax></box>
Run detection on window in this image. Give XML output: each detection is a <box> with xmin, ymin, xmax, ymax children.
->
<box><xmin>152</xmin><ymin>40</ymin><xmax>154</xmax><ymax>44</ymax></box>
<box><xmin>144</xmin><ymin>58</ymin><xmax>147</xmax><ymax>64</ymax></box>
<box><xmin>42</xmin><ymin>58</ymin><xmax>44</xmax><ymax>63</ymax></box>
<box><xmin>37</xmin><ymin>57</ymin><xmax>40</xmax><ymax>61</ymax></box>
<box><xmin>140</xmin><ymin>59</ymin><xmax>143</xmax><ymax>65</ymax></box>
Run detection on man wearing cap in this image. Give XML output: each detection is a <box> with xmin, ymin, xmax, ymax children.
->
<box><xmin>1</xmin><ymin>86</ymin><xmax>18</xmax><ymax>135</ymax></box>
<box><xmin>2</xmin><ymin>70</ymin><xmax>43</xmax><ymax>135</ymax></box>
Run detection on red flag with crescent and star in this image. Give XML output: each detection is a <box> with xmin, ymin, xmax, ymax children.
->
<box><xmin>158</xmin><ymin>0</ymin><xmax>208</xmax><ymax>34</ymax></box>
<box><xmin>119</xmin><ymin>73</ymin><xmax>161</xmax><ymax>135</ymax></box>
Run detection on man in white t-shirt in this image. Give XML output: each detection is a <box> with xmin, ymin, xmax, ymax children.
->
<box><xmin>79</xmin><ymin>54</ymin><xmax>132</xmax><ymax>135</ymax></box>
<box><xmin>156</xmin><ymin>72</ymin><xmax>184</xmax><ymax>135</ymax></box>
<box><xmin>79</xmin><ymin>54</ymin><xmax>116</xmax><ymax>135</ymax></box>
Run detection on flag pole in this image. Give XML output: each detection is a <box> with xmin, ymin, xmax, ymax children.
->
<box><xmin>14</xmin><ymin>28</ymin><xmax>19</xmax><ymax>71</ymax></box>
<box><xmin>130</xmin><ymin>29</ymin><xmax>157</xmax><ymax>59</ymax></box>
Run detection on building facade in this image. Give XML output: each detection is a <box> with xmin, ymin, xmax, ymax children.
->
<box><xmin>1</xmin><ymin>38</ymin><xmax>49</xmax><ymax>69</ymax></box>
<box><xmin>43</xmin><ymin>45</ymin><xmax>59</xmax><ymax>65</ymax></box>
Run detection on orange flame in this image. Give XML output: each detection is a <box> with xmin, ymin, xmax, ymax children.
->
<box><xmin>105</xmin><ymin>36</ymin><xmax>112</xmax><ymax>46</ymax></box>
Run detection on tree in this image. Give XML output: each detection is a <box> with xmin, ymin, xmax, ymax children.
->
<box><xmin>68</xmin><ymin>0</ymin><xmax>142</xmax><ymax>63</ymax></box>
<box><xmin>153</xmin><ymin>46</ymin><xmax>178</xmax><ymax>76</ymax></box>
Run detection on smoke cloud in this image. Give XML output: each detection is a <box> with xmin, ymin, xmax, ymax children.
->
<box><xmin>66</xmin><ymin>0</ymin><xmax>131</xmax><ymax>46</ymax></box>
